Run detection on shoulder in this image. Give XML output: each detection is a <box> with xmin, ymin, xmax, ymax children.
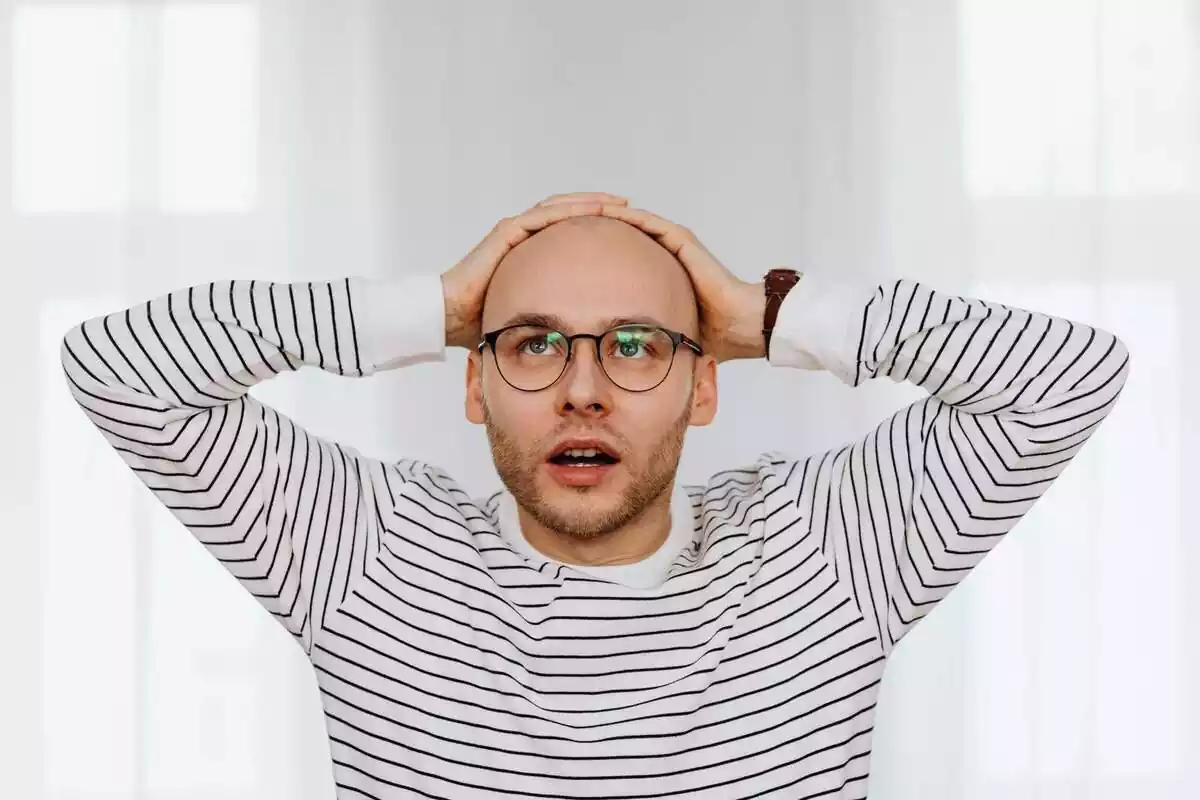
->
<box><xmin>692</xmin><ymin>449</ymin><xmax>840</xmax><ymax>509</ymax></box>
<box><xmin>382</xmin><ymin>458</ymin><xmax>486</xmax><ymax>517</ymax></box>
<box><xmin>700</xmin><ymin>450</ymin><xmax>799</xmax><ymax>484</ymax></box>
<box><xmin>691</xmin><ymin>451</ymin><xmax>787</xmax><ymax>504</ymax></box>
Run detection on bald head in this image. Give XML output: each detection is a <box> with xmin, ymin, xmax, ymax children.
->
<box><xmin>481</xmin><ymin>216</ymin><xmax>699</xmax><ymax>337</ymax></box>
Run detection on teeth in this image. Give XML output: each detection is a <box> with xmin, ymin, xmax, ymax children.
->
<box><xmin>563</xmin><ymin>448</ymin><xmax>599</xmax><ymax>458</ymax></box>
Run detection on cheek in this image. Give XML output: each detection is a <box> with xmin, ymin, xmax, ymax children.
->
<box><xmin>484</xmin><ymin>384</ymin><xmax>555</xmax><ymax>443</ymax></box>
<box><xmin>619</xmin><ymin>390</ymin><xmax>691</xmax><ymax>446</ymax></box>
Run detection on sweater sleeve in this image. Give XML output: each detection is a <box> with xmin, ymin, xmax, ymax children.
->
<box><xmin>767</xmin><ymin>274</ymin><xmax>1131</xmax><ymax>656</ymax></box>
<box><xmin>59</xmin><ymin>275</ymin><xmax>446</xmax><ymax>654</ymax></box>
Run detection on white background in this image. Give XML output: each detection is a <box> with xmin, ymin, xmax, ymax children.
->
<box><xmin>1</xmin><ymin>1</ymin><xmax>1195</xmax><ymax>798</ymax></box>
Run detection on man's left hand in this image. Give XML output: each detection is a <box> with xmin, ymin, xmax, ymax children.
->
<box><xmin>598</xmin><ymin>205</ymin><xmax>767</xmax><ymax>363</ymax></box>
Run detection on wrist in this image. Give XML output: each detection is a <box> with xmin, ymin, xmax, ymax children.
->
<box><xmin>444</xmin><ymin>317</ymin><xmax>470</xmax><ymax>350</ymax></box>
<box><xmin>724</xmin><ymin>281</ymin><xmax>768</xmax><ymax>361</ymax></box>
<box><xmin>441</xmin><ymin>273</ymin><xmax>479</xmax><ymax>350</ymax></box>
<box><xmin>760</xmin><ymin>268</ymin><xmax>803</xmax><ymax>360</ymax></box>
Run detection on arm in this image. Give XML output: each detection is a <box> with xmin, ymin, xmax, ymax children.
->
<box><xmin>59</xmin><ymin>276</ymin><xmax>445</xmax><ymax>653</ymax></box>
<box><xmin>766</xmin><ymin>274</ymin><xmax>1130</xmax><ymax>655</ymax></box>
<box><xmin>57</xmin><ymin>192</ymin><xmax>623</xmax><ymax>655</ymax></box>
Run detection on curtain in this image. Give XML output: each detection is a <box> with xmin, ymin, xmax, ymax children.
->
<box><xmin>2</xmin><ymin>1</ymin><xmax>1193</xmax><ymax>798</ymax></box>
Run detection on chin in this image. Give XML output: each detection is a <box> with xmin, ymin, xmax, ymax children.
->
<box><xmin>532</xmin><ymin>493</ymin><xmax>631</xmax><ymax>541</ymax></box>
<box><xmin>513</xmin><ymin>460</ymin><xmax>673</xmax><ymax>542</ymax></box>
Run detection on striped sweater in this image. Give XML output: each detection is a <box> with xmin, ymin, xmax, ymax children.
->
<box><xmin>60</xmin><ymin>271</ymin><xmax>1130</xmax><ymax>799</ymax></box>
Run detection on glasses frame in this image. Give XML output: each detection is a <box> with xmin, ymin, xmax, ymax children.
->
<box><xmin>478</xmin><ymin>323</ymin><xmax>704</xmax><ymax>393</ymax></box>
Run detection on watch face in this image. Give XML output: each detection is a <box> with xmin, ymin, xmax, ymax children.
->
<box><xmin>766</xmin><ymin>269</ymin><xmax>798</xmax><ymax>288</ymax></box>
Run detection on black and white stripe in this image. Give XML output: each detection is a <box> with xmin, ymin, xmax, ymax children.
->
<box><xmin>61</xmin><ymin>274</ymin><xmax>1129</xmax><ymax>798</ymax></box>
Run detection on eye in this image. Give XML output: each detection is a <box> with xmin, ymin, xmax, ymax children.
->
<box><xmin>609</xmin><ymin>329</ymin><xmax>656</xmax><ymax>359</ymax></box>
<box><xmin>617</xmin><ymin>339</ymin><xmax>644</xmax><ymax>358</ymax></box>
<box><xmin>519</xmin><ymin>330</ymin><xmax>563</xmax><ymax>356</ymax></box>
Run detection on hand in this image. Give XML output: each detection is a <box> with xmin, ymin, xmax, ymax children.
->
<box><xmin>598</xmin><ymin>205</ymin><xmax>766</xmax><ymax>362</ymax></box>
<box><xmin>441</xmin><ymin>192</ymin><xmax>629</xmax><ymax>348</ymax></box>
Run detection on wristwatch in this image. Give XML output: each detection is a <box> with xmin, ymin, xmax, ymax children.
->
<box><xmin>762</xmin><ymin>268</ymin><xmax>802</xmax><ymax>356</ymax></box>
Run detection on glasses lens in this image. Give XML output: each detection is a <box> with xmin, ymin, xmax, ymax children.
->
<box><xmin>491</xmin><ymin>325</ymin><xmax>679</xmax><ymax>391</ymax></box>
<box><xmin>599</xmin><ymin>326</ymin><xmax>676</xmax><ymax>391</ymax></box>
<box><xmin>494</xmin><ymin>326</ymin><xmax>569</xmax><ymax>390</ymax></box>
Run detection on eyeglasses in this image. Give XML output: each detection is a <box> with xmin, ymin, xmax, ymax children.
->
<box><xmin>478</xmin><ymin>323</ymin><xmax>704</xmax><ymax>392</ymax></box>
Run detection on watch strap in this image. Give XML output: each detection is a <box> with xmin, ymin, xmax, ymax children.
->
<box><xmin>762</xmin><ymin>268</ymin><xmax>802</xmax><ymax>356</ymax></box>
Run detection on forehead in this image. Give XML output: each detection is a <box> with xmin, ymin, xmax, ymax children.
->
<box><xmin>481</xmin><ymin>216</ymin><xmax>698</xmax><ymax>333</ymax></box>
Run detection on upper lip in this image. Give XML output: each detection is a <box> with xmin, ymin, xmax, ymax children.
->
<box><xmin>547</xmin><ymin>437</ymin><xmax>621</xmax><ymax>460</ymax></box>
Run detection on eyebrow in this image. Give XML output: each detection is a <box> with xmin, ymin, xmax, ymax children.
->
<box><xmin>500</xmin><ymin>312</ymin><xmax>670</xmax><ymax>331</ymax></box>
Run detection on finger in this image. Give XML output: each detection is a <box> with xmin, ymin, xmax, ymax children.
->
<box><xmin>600</xmin><ymin>206</ymin><xmax>733</xmax><ymax>282</ymax></box>
<box><xmin>535</xmin><ymin>192</ymin><xmax>628</xmax><ymax>208</ymax></box>
<box><xmin>519</xmin><ymin>201</ymin><xmax>607</xmax><ymax>229</ymax></box>
<box><xmin>538</xmin><ymin>192</ymin><xmax>627</xmax><ymax>205</ymax></box>
<box><xmin>598</xmin><ymin>205</ymin><xmax>690</xmax><ymax>254</ymax></box>
<box><xmin>599</xmin><ymin>205</ymin><xmax>674</xmax><ymax>234</ymax></box>
<box><xmin>495</xmin><ymin>201</ymin><xmax>606</xmax><ymax>247</ymax></box>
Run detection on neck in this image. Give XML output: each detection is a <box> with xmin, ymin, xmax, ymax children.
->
<box><xmin>516</xmin><ymin>487</ymin><xmax>675</xmax><ymax>567</ymax></box>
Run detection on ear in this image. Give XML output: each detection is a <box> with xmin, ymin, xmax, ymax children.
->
<box><xmin>465</xmin><ymin>350</ymin><xmax>486</xmax><ymax>425</ymax></box>
<box><xmin>688</xmin><ymin>354</ymin><xmax>719</xmax><ymax>427</ymax></box>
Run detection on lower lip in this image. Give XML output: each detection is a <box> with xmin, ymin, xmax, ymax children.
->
<box><xmin>544</xmin><ymin>461</ymin><xmax>620</xmax><ymax>487</ymax></box>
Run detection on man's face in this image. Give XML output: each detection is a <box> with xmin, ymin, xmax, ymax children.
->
<box><xmin>465</xmin><ymin>216</ymin><xmax>718</xmax><ymax>540</ymax></box>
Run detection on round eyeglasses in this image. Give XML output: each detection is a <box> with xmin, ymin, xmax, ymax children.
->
<box><xmin>478</xmin><ymin>323</ymin><xmax>704</xmax><ymax>392</ymax></box>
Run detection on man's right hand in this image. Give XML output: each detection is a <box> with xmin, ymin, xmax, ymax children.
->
<box><xmin>440</xmin><ymin>192</ymin><xmax>628</xmax><ymax>349</ymax></box>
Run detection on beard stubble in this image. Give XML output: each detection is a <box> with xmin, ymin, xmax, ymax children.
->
<box><xmin>483</xmin><ymin>395</ymin><xmax>692</xmax><ymax>541</ymax></box>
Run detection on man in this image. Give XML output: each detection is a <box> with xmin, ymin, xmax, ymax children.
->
<box><xmin>62</xmin><ymin>191</ymin><xmax>1129</xmax><ymax>798</ymax></box>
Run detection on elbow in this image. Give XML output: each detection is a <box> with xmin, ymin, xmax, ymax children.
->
<box><xmin>60</xmin><ymin>322</ymin><xmax>82</xmax><ymax>368</ymax></box>
<box><xmin>59</xmin><ymin>323</ymin><xmax>91</xmax><ymax>400</ymax></box>
<box><xmin>1108</xmin><ymin>333</ymin><xmax>1132</xmax><ymax>393</ymax></box>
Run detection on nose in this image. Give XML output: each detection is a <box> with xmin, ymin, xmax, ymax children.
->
<box><xmin>557</xmin><ymin>337</ymin><xmax>612</xmax><ymax>417</ymax></box>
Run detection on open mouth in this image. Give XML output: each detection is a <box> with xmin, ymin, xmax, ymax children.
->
<box><xmin>546</xmin><ymin>443</ymin><xmax>620</xmax><ymax>467</ymax></box>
